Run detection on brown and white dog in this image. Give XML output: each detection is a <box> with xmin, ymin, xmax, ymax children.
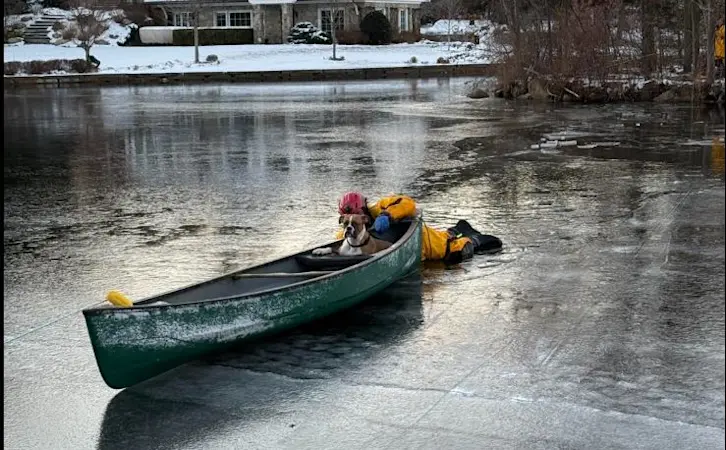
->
<box><xmin>312</xmin><ymin>214</ymin><xmax>392</xmax><ymax>256</ymax></box>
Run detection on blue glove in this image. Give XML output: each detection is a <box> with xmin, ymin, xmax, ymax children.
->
<box><xmin>373</xmin><ymin>214</ymin><xmax>390</xmax><ymax>234</ymax></box>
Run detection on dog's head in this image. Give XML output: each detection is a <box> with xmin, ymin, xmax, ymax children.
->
<box><xmin>339</xmin><ymin>214</ymin><xmax>370</xmax><ymax>240</ymax></box>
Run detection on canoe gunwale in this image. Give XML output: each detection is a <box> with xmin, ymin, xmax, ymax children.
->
<box><xmin>82</xmin><ymin>216</ymin><xmax>421</xmax><ymax>317</ymax></box>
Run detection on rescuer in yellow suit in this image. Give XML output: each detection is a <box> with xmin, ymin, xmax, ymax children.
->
<box><xmin>715</xmin><ymin>18</ymin><xmax>725</xmax><ymax>78</ymax></box>
<box><xmin>335</xmin><ymin>191</ymin><xmax>502</xmax><ymax>264</ymax></box>
<box><xmin>712</xmin><ymin>137</ymin><xmax>725</xmax><ymax>175</ymax></box>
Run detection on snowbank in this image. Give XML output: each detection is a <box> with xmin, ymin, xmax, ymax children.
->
<box><xmin>139</xmin><ymin>27</ymin><xmax>188</xmax><ymax>45</ymax></box>
<box><xmin>420</xmin><ymin>20</ymin><xmax>506</xmax><ymax>65</ymax></box>
<box><xmin>421</xmin><ymin>20</ymin><xmax>490</xmax><ymax>36</ymax></box>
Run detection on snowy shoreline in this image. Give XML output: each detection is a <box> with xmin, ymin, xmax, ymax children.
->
<box><xmin>3</xmin><ymin>42</ymin><xmax>491</xmax><ymax>75</ymax></box>
<box><xmin>3</xmin><ymin>61</ymin><xmax>495</xmax><ymax>88</ymax></box>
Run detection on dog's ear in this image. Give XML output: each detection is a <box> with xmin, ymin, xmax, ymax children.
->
<box><xmin>362</xmin><ymin>215</ymin><xmax>370</xmax><ymax>224</ymax></box>
<box><xmin>339</xmin><ymin>215</ymin><xmax>346</xmax><ymax>224</ymax></box>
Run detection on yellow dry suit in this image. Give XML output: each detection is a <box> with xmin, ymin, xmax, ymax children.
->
<box><xmin>335</xmin><ymin>194</ymin><xmax>473</xmax><ymax>262</ymax></box>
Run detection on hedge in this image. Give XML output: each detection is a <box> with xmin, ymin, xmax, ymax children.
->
<box><xmin>4</xmin><ymin>59</ymin><xmax>95</xmax><ymax>75</ymax></box>
<box><xmin>172</xmin><ymin>28</ymin><xmax>254</xmax><ymax>45</ymax></box>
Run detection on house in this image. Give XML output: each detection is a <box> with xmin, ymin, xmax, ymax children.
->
<box><xmin>141</xmin><ymin>0</ymin><xmax>429</xmax><ymax>44</ymax></box>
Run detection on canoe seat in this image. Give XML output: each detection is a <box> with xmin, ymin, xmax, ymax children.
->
<box><xmin>295</xmin><ymin>254</ymin><xmax>372</xmax><ymax>271</ymax></box>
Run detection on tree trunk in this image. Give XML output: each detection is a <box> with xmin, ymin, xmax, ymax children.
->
<box><xmin>691</xmin><ymin>3</ymin><xmax>700</xmax><ymax>78</ymax></box>
<box><xmin>705</xmin><ymin>0</ymin><xmax>714</xmax><ymax>83</ymax></box>
<box><xmin>332</xmin><ymin>28</ymin><xmax>337</xmax><ymax>59</ymax></box>
<box><xmin>683</xmin><ymin>0</ymin><xmax>693</xmax><ymax>72</ymax></box>
<box><xmin>616</xmin><ymin>1</ymin><xmax>627</xmax><ymax>44</ymax></box>
<box><xmin>447</xmin><ymin>10</ymin><xmax>451</xmax><ymax>49</ymax></box>
<box><xmin>84</xmin><ymin>45</ymin><xmax>91</xmax><ymax>63</ymax></box>
<box><xmin>193</xmin><ymin>10</ymin><xmax>200</xmax><ymax>64</ymax></box>
<box><xmin>640</xmin><ymin>0</ymin><xmax>657</xmax><ymax>76</ymax></box>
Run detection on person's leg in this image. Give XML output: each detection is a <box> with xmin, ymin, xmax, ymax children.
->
<box><xmin>442</xmin><ymin>237</ymin><xmax>474</xmax><ymax>265</ymax></box>
<box><xmin>446</xmin><ymin>220</ymin><xmax>503</xmax><ymax>253</ymax></box>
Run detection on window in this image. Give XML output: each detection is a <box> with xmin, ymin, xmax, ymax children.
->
<box><xmin>230</xmin><ymin>12</ymin><xmax>251</xmax><ymax>27</ymax></box>
<box><xmin>320</xmin><ymin>8</ymin><xmax>344</xmax><ymax>34</ymax></box>
<box><xmin>215</xmin><ymin>12</ymin><xmax>226</xmax><ymax>27</ymax></box>
<box><xmin>399</xmin><ymin>8</ymin><xmax>409</xmax><ymax>31</ymax></box>
<box><xmin>173</xmin><ymin>12</ymin><xmax>192</xmax><ymax>27</ymax></box>
<box><xmin>215</xmin><ymin>11</ymin><xmax>252</xmax><ymax>28</ymax></box>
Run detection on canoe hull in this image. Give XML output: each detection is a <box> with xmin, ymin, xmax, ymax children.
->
<box><xmin>83</xmin><ymin>218</ymin><xmax>422</xmax><ymax>389</ymax></box>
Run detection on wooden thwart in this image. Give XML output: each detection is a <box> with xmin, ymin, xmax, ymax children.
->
<box><xmin>232</xmin><ymin>271</ymin><xmax>334</xmax><ymax>279</ymax></box>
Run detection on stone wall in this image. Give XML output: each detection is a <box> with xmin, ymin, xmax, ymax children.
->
<box><xmin>260</xmin><ymin>5</ymin><xmax>283</xmax><ymax>43</ymax></box>
<box><xmin>292</xmin><ymin>4</ymin><xmax>318</xmax><ymax>27</ymax></box>
<box><xmin>4</xmin><ymin>64</ymin><xmax>497</xmax><ymax>88</ymax></box>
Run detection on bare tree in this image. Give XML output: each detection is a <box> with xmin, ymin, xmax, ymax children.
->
<box><xmin>322</xmin><ymin>2</ymin><xmax>344</xmax><ymax>60</ymax></box>
<box><xmin>63</xmin><ymin>4</ymin><xmax>109</xmax><ymax>64</ymax></box>
<box><xmin>330</xmin><ymin>4</ymin><xmax>339</xmax><ymax>60</ymax></box>
<box><xmin>191</xmin><ymin>4</ymin><xmax>201</xmax><ymax>64</ymax></box>
<box><xmin>4</xmin><ymin>0</ymin><xmax>27</xmax><ymax>42</ymax></box>
<box><xmin>683</xmin><ymin>0</ymin><xmax>701</xmax><ymax>73</ymax></box>
<box><xmin>640</xmin><ymin>0</ymin><xmax>658</xmax><ymax>76</ymax></box>
<box><xmin>703</xmin><ymin>0</ymin><xmax>714</xmax><ymax>82</ymax></box>
<box><xmin>435</xmin><ymin>0</ymin><xmax>464</xmax><ymax>47</ymax></box>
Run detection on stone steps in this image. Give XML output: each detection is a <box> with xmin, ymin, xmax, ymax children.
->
<box><xmin>24</xmin><ymin>14</ymin><xmax>69</xmax><ymax>44</ymax></box>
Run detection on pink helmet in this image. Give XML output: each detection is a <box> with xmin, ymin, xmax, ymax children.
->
<box><xmin>338</xmin><ymin>191</ymin><xmax>366</xmax><ymax>215</ymax></box>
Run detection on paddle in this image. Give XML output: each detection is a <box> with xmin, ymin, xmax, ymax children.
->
<box><xmin>106</xmin><ymin>290</ymin><xmax>133</xmax><ymax>308</ymax></box>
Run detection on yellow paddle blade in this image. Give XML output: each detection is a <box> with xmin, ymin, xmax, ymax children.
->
<box><xmin>106</xmin><ymin>290</ymin><xmax>133</xmax><ymax>308</ymax></box>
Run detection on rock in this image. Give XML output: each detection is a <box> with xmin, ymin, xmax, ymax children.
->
<box><xmin>527</xmin><ymin>78</ymin><xmax>549</xmax><ymax>101</ymax></box>
<box><xmin>585</xmin><ymin>87</ymin><xmax>608</xmax><ymax>103</ymax></box>
<box><xmin>638</xmin><ymin>80</ymin><xmax>665</xmax><ymax>101</ymax></box>
<box><xmin>21</xmin><ymin>16</ymin><xmax>33</xmax><ymax>22</ymax></box>
<box><xmin>505</xmin><ymin>88</ymin><xmax>516</xmax><ymax>99</ymax></box>
<box><xmin>95</xmin><ymin>39</ymin><xmax>110</xmax><ymax>45</ymax></box>
<box><xmin>205</xmin><ymin>54</ymin><xmax>219</xmax><ymax>63</ymax></box>
<box><xmin>53</xmin><ymin>39</ymin><xmax>68</xmax><ymax>46</ymax></box>
<box><xmin>654</xmin><ymin>88</ymin><xmax>677</xmax><ymax>102</ymax></box>
<box><xmin>7</xmin><ymin>37</ymin><xmax>23</xmax><ymax>44</ymax></box>
<box><xmin>467</xmin><ymin>87</ymin><xmax>489</xmax><ymax>99</ymax></box>
<box><xmin>605</xmin><ymin>84</ymin><xmax>624</xmax><ymax>102</ymax></box>
<box><xmin>518</xmin><ymin>92</ymin><xmax>533</xmax><ymax>100</ymax></box>
<box><xmin>511</xmin><ymin>82</ymin><xmax>527</xmax><ymax>98</ymax></box>
<box><xmin>622</xmin><ymin>84</ymin><xmax>639</xmax><ymax>102</ymax></box>
<box><xmin>12</xmin><ymin>22</ymin><xmax>27</xmax><ymax>30</ymax></box>
<box><xmin>436</xmin><ymin>57</ymin><xmax>449</xmax><ymax>64</ymax></box>
<box><xmin>712</xmin><ymin>83</ymin><xmax>725</xmax><ymax>104</ymax></box>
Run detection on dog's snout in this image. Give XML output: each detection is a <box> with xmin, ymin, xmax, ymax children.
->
<box><xmin>346</xmin><ymin>225</ymin><xmax>355</xmax><ymax>234</ymax></box>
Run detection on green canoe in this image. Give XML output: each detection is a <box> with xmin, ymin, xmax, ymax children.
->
<box><xmin>82</xmin><ymin>218</ymin><xmax>422</xmax><ymax>389</ymax></box>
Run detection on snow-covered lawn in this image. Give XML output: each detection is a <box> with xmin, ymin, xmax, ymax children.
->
<box><xmin>3</xmin><ymin>42</ymin><xmax>487</xmax><ymax>74</ymax></box>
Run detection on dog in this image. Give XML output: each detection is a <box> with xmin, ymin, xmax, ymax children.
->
<box><xmin>312</xmin><ymin>214</ymin><xmax>392</xmax><ymax>256</ymax></box>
